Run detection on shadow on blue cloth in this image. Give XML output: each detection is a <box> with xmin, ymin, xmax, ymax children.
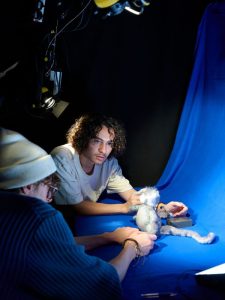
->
<box><xmin>75</xmin><ymin>2</ymin><xmax>225</xmax><ymax>299</ymax></box>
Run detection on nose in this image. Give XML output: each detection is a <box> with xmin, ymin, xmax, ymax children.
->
<box><xmin>99</xmin><ymin>142</ymin><xmax>107</xmax><ymax>153</ymax></box>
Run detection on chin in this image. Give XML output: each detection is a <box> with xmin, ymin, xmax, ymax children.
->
<box><xmin>95</xmin><ymin>158</ymin><xmax>105</xmax><ymax>164</ymax></box>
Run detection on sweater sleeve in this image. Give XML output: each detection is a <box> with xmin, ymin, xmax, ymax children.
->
<box><xmin>107</xmin><ymin>158</ymin><xmax>133</xmax><ymax>194</ymax></box>
<box><xmin>26</xmin><ymin>211</ymin><xmax>122</xmax><ymax>300</ymax></box>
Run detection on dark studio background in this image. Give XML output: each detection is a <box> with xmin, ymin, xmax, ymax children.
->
<box><xmin>0</xmin><ymin>0</ymin><xmax>212</xmax><ymax>186</ymax></box>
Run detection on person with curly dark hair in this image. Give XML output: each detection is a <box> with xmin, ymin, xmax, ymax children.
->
<box><xmin>51</xmin><ymin>113</ymin><xmax>188</xmax><ymax>222</ymax></box>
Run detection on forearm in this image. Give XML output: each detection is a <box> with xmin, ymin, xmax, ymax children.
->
<box><xmin>76</xmin><ymin>232</ymin><xmax>156</xmax><ymax>281</ymax></box>
<box><xmin>75</xmin><ymin>232</ymin><xmax>114</xmax><ymax>251</ymax></box>
<box><xmin>73</xmin><ymin>200</ymin><xmax>127</xmax><ymax>215</ymax></box>
<box><xmin>118</xmin><ymin>188</ymin><xmax>137</xmax><ymax>202</ymax></box>
<box><xmin>109</xmin><ymin>243</ymin><xmax>136</xmax><ymax>281</ymax></box>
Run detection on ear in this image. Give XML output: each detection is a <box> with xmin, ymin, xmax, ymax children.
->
<box><xmin>20</xmin><ymin>184</ymin><xmax>34</xmax><ymax>196</ymax></box>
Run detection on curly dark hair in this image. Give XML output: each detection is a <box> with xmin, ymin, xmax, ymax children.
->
<box><xmin>66</xmin><ymin>113</ymin><xmax>126</xmax><ymax>158</ymax></box>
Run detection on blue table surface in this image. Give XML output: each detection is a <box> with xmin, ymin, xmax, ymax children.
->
<box><xmin>74</xmin><ymin>196</ymin><xmax>225</xmax><ymax>300</ymax></box>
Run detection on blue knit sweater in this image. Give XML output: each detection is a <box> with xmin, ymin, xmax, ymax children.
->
<box><xmin>0</xmin><ymin>192</ymin><xmax>121</xmax><ymax>299</ymax></box>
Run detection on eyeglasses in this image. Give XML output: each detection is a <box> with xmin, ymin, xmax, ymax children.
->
<box><xmin>47</xmin><ymin>185</ymin><xmax>58</xmax><ymax>199</ymax></box>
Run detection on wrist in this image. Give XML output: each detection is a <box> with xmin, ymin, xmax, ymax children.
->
<box><xmin>101</xmin><ymin>231</ymin><xmax>114</xmax><ymax>243</ymax></box>
<box><xmin>122</xmin><ymin>238</ymin><xmax>141</xmax><ymax>258</ymax></box>
<box><xmin>122</xmin><ymin>203</ymin><xmax>130</xmax><ymax>213</ymax></box>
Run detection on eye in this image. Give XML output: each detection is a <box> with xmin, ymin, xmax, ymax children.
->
<box><xmin>107</xmin><ymin>141</ymin><xmax>114</xmax><ymax>147</ymax></box>
<box><xmin>92</xmin><ymin>138</ymin><xmax>101</xmax><ymax>144</ymax></box>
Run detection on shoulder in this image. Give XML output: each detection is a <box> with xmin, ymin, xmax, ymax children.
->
<box><xmin>99</xmin><ymin>157</ymin><xmax>122</xmax><ymax>176</ymax></box>
<box><xmin>51</xmin><ymin>144</ymin><xmax>77</xmax><ymax>161</ymax></box>
<box><xmin>106</xmin><ymin>157</ymin><xmax>121</xmax><ymax>172</ymax></box>
<box><xmin>0</xmin><ymin>191</ymin><xmax>58</xmax><ymax>222</ymax></box>
<box><xmin>106</xmin><ymin>156</ymin><xmax>119</xmax><ymax>168</ymax></box>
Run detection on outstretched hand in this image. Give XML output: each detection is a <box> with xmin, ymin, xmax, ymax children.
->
<box><xmin>108</xmin><ymin>227</ymin><xmax>157</xmax><ymax>255</ymax></box>
<box><xmin>127</xmin><ymin>231</ymin><xmax>157</xmax><ymax>256</ymax></box>
<box><xmin>165</xmin><ymin>201</ymin><xmax>188</xmax><ymax>217</ymax></box>
<box><xmin>109</xmin><ymin>227</ymin><xmax>140</xmax><ymax>244</ymax></box>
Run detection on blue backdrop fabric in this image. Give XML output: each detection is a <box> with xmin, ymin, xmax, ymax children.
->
<box><xmin>157</xmin><ymin>0</ymin><xmax>225</xmax><ymax>232</ymax></box>
<box><xmin>75</xmin><ymin>2</ymin><xmax>225</xmax><ymax>299</ymax></box>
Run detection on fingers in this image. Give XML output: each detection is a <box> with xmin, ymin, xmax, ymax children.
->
<box><xmin>139</xmin><ymin>237</ymin><xmax>156</xmax><ymax>256</ymax></box>
<box><xmin>129</xmin><ymin>199</ymin><xmax>142</xmax><ymax>206</ymax></box>
<box><xmin>128</xmin><ymin>232</ymin><xmax>157</xmax><ymax>256</ymax></box>
<box><xmin>150</xmin><ymin>233</ymin><xmax>157</xmax><ymax>240</ymax></box>
<box><xmin>173</xmin><ymin>209</ymin><xmax>187</xmax><ymax>217</ymax></box>
<box><xmin>128</xmin><ymin>193</ymin><xmax>142</xmax><ymax>205</ymax></box>
<box><xmin>166</xmin><ymin>201</ymin><xmax>188</xmax><ymax>217</ymax></box>
<box><xmin>173</xmin><ymin>203</ymin><xmax>188</xmax><ymax>216</ymax></box>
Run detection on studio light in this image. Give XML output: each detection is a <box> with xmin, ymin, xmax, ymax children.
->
<box><xmin>34</xmin><ymin>91</ymin><xmax>69</xmax><ymax>118</ymax></box>
<box><xmin>30</xmin><ymin>0</ymin><xmax>150</xmax><ymax>118</ymax></box>
<box><xmin>40</xmin><ymin>95</ymin><xmax>55</xmax><ymax>110</ymax></box>
<box><xmin>40</xmin><ymin>96</ymin><xmax>70</xmax><ymax>119</ymax></box>
<box><xmin>32</xmin><ymin>86</ymin><xmax>55</xmax><ymax>113</ymax></box>
<box><xmin>33</xmin><ymin>71</ymin><xmax>69</xmax><ymax>118</ymax></box>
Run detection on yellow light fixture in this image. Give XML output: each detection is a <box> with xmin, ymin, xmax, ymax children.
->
<box><xmin>94</xmin><ymin>0</ymin><xmax>120</xmax><ymax>8</ymax></box>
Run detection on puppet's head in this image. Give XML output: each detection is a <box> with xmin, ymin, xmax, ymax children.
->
<box><xmin>137</xmin><ymin>186</ymin><xmax>160</xmax><ymax>207</ymax></box>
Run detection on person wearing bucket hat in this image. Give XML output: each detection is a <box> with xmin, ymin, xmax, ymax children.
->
<box><xmin>0</xmin><ymin>127</ymin><xmax>156</xmax><ymax>299</ymax></box>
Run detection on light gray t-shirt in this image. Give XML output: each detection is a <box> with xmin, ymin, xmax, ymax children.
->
<box><xmin>51</xmin><ymin>144</ymin><xmax>133</xmax><ymax>205</ymax></box>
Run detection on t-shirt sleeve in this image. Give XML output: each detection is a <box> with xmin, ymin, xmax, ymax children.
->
<box><xmin>27</xmin><ymin>212</ymin><xmax>122</xmax><ymax>300</ymax></box>
<box><xmin>106</xmin><ymin>158</ymin><xmax>133</xmax><ymax>194</ymax></box>
<box><xmin>51</xmin><ymin>146</ymin><xmax>83</xmax><ymax>205</ymax></box>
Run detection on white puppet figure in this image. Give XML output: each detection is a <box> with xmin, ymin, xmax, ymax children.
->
<box><xmin>133</xmin><ymin>187</ymin><xmax>215</xmax><ymax>244</ymax></box>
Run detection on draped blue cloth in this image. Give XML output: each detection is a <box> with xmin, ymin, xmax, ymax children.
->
<box><xmin>75</xmin><ymin>2</ymin><xmax>225</xmax><ymax>299</ymax></box>
<box><xmin>157</xmin><ymin>0</ymin><xmax>225</xmax><ymax>234</ymax></box>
